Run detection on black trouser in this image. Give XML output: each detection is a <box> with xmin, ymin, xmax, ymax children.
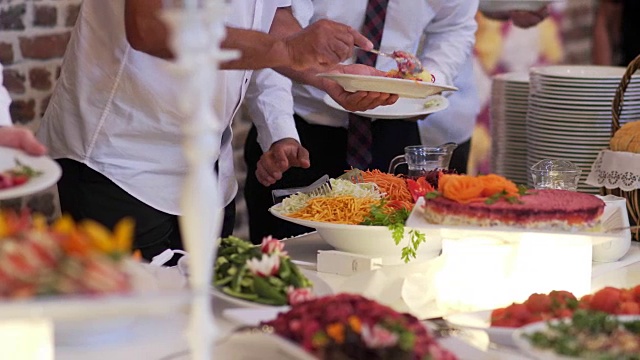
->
<box><xmin>56</xmin><ymin>159</ymin><xmax>235</xmax><ymax>264</ymax></box>
<box><xmin>244</xmin><ymin>114</ymin><xmax>426</xmax><ymax>244</ymax></box>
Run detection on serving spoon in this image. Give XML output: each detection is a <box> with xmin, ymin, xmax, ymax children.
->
<box><xmin>355</xmin><ymin>47</ymin><xmax>424</xmax><ymax>75</ymax></box>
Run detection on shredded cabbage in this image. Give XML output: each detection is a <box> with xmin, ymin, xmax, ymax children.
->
<box><xmin>277</xmin><ymin>179</ymin><xmax>383</xmax><ymax>214</ymax></box>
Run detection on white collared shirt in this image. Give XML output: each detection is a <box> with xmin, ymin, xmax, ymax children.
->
<box><xmin>37</xmin><ymin>0</ymin><xmax>291</xmax><ymax>215</ymax></box>
<box><xmin>289</xmin><ymin>0</ymin><xmax>480</xmax><ymax>145</ymax></box>
<box><xmin>0</xmin><ymin>63</ymin><xmax>11</xmax><ymax>126</ymax></box>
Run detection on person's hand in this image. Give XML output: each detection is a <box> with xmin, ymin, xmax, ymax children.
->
<box><xmin>0</xmin><ymin>127</ymin><xmax>47</xmax><ymax>156</ymax></box>
<box><xmin>284</xmin><ymin>19</ymin><xmax>373</xmax><ymax>71</ymax></box>
<box><xmin>321</xmin><ymin>64</ymin><xmax>399</xmax><ymax>112</ymax></box>
<box><xmin>256</xmin><ymin>138</ymin><xmax>310</xmax><ymax>187</ymax></box>
<box><xmin>509</xmin><ymin>6</ymin><xmax>550</xmax><ymax>28</ymax></box>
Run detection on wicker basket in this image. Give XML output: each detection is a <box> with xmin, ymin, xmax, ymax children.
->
<box><xmin>601</xmin><ymin>54</ymin><xmax>640</xmax><ymax>241</ymax></box>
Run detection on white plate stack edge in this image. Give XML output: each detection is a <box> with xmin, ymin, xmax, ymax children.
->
<box><xmin>527</xmin><ymin>65</ymin><xmax>640</xmax><ymax>194</ymax></box>
<box><xmin>490</xmin><ymin>72</ymin><xmax>530</xmax><ymax>186</ymax></box>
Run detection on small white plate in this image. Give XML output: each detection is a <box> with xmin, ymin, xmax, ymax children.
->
<box><xmin>0</xmin><ymin>147</ymin><xmax>62</xmax><ymax>200</ymax></box>
<box><xmin>323</xmin><ymin>94</ymin><xmax>449</xmax><ymax>119</ymax></box>
<box><xmin>479</xmin><ymin>0</ymin><xmax>560</xmax><ymax>12</ymax></box>
<box><xmin>212</xmin><ymin>268</ymin><xmax>333</xmax><ymax>308</ymax></box>
<box><xmin>317</xmin><ymin>73</ymin><xmax>457</xmax><ymax>99</ymax></box>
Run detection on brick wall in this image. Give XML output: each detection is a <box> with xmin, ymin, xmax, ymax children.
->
<box><xmin>0</xmin><ymin>0</ymin><xmax>600</xmax><ymax>239</ymax></box>
<box><xmin>0</xmin><ymin>0</ymin><xmax>81</xmax><ymax>130</ymax></box>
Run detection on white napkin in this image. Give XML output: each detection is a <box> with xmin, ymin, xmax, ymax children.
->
<box><xmin>592</xmin><ymin>245</ymin><xmax>640</xmax><ymax>278</ymax></box>
<box><xmin>336</xmin><ymin>257</ymin><xmax>444</xmax><ymax>319</ymax></box>
<box><xmin>124</xmin><ymin>260</ymin><xmax>188</xmax><ymax>293</ymax></box>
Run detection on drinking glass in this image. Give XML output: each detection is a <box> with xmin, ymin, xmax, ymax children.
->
<box><xmin>529</xmin><ymin>159</ymin><xmax>582</xmax><ymax>191</ymax></box>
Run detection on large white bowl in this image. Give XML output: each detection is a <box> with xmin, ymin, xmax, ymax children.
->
<box><xmin>269</xmin><ymin>204</ymin><xmax>442</xmax><ymax>265</ymax></box>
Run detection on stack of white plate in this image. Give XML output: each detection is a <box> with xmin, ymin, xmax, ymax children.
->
<box><xmin>527</xmin><ymin>65</ymin><xmax>640</xmax><ymax>193</ymax></box>
<box><xmin>490</xmin><ymin>72</ymin><xmax>530</xmax><ymax>185</ymax></box>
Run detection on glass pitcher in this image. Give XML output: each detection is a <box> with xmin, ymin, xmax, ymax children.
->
<box><xmin>388</xmin><ymin>143</ymin><xmax>458</xmax><ymax>178</ymax></box>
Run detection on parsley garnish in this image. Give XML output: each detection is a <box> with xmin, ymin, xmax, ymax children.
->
<box><xmin>361</xmin><ymin>200</ymin><xmax>426</xmax><ymax>263</ymax></box>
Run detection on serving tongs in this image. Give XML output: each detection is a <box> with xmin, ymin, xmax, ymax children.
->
<box><xmin>271</xmin><ymin>175</ymin><xmax>332</xmax><ymax>204</ymax></box>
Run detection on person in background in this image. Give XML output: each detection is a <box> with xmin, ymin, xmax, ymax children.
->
<box><xmin>244</xmin><ymin>3</ymin><xmax>552</xmax><ymax>244</ymax></box>
<box><xmin>0</xmin><ymin>64</ymin><xmax>47</xmax><ymax>156</ymax></box>
<box><xmin>36</xmin><ymin>0</ymin><xmax>392</xmax><ymax>264</ymax></box>
<box><xmin>592</xmin><ymin>0</ymin><xmax>640</xmax><ymax>66</ymax></box>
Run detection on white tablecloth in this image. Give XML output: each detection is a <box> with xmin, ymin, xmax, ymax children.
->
<box><xmin>56</xmin><ymin>233</ymin><xmax>640</xmax><ymax>359</ymax></box>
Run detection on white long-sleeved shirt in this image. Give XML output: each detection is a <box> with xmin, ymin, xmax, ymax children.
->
<box><xmin>0</xmin><ymin>63</ymin><xmax>11</xmax><ymax>126</ymax></box>
<box><xmin>37</xmin><ymin>0</ymin><xmax>291</xmax><ymax>215</ymax></box>
<box><xmin>288</xmin><ymin>0</ymin><xmax>480</xmax><ymax>146</ymax></box>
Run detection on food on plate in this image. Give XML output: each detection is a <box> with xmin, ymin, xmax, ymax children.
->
<box><xmin>213</xmin><ymin>236</ymin><xmax>313</xmax><ymax>306</ymax></box>
<box><xmin>610</xmin><ymin>120</ymin><xmax>640</xmax><ymax>153</ymax></box>
<box><xmin>521</xmin><ymin>309</ymin><xmax>640</xmax><ymax>359</ymax></box>
<box><xmin>422</xmin><ymin>174</ymin><xmax>605</xmax><ymax>231</ymax></box>
<box><xmin>262</xmin><ymin>293</ymin><xmax>457</xmax><ymax>360</ymax></box>
<box><xmin>0</xmin><ymin>211</ymin><xmax>133</xmax><ymax>299</ymax></box>
<box><xmin>385</xmin><ymin>51</ymin><xmax>435</xmax><ymax>83</ymax></box>
<box><xmin>491</xmin><ymin>286</ymin><xmax>640</xmax><ymax>328</ymax></box>
<box><xmin>491</xmin><ymin>290</ymin><xmax>578</xmax><ymax>328</ymax></box>
<box><xmin>0</xmin><ymin>159</ymin><xmax>42</xmax><ymax>190</ymax></box>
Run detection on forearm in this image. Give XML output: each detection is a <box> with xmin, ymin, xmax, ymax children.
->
<box><xmin>219</xmin><ymin>28</ymin><xmax>292</xmax><ymax>70</ymax></box>
<box><xmin>124</xmin><ymin>0</ymin><xmax>292</xmax><ymax>68</ymax></box>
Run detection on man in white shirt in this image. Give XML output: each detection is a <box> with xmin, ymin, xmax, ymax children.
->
<box><xmin>244</xmin><ymin>0</ymin><xmax>479</xmax><ymax>243</ymax></box>
<box><xmin>37</xmin><ymin>0</ymin><xmax>386</xmax><ymax>263</ymax></box>
<box><xmin>244</xmin><ymin>3</ymin><xmax>552</xmax><ymax>244</ymax></box>
<box><xmin>0</xmin><ymin>63</ymin><xmax>47</xmax><ymax>155</ymax></box>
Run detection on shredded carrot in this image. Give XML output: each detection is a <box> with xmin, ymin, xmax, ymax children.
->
<box><xmin>286</xmin><ymin>196</ymin><xmax>378</xmax><ymax>225</ymax></box>
<box><xmin>360</xmin><ymin>170</ymin><xmax>413</xmax><ymax>205</ymax></box>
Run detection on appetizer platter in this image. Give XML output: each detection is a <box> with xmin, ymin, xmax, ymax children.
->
<box><xmin>0</xmin><ymin>147</ymin><xmax>61</xmax><ymax>200</ymax></box>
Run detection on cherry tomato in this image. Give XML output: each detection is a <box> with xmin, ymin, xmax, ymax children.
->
<box><xmin>618</xmin><ymin>301</ymin><xmax>640</xmax><ymax>315</ymax></box>
<box><xmin>590</xmin><ymin>287</ymin><xmax>622</xmax><ymax>313</ymax></box>
<box><xmin>525</xmin><ymin>293</ymin><xmax>552</xmax><ymax>313</ymax></box>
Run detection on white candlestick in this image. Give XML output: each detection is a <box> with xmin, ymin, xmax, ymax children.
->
<box><xmin>161</xmin><ymin>2</ymin><xmax>237</xmax><ymax>359</ymax></box>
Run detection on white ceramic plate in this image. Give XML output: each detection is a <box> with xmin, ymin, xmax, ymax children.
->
<box><xmin>215</xmin><ymin>331</ymin><xmax>317</xmax><ymax>360</ymax></box>
<box><xmin>0</xmin><ymin>147</ymin><xmax>62</xmax><ymax>200</ymax></box>
<box><xmin>212</xmin><ymin>268</ymin><xmax>333</xmax><ymax>308</ymax></box>
<box><xmin>323</xmin><ymin>94</ymin><xmax>449</xmax><ymax>119</ymax></box>
<box><xmin>269</xmin><ymin>204</ymin><xmax>442</xmax><ymax>265</ymax></box>
<box><xmin>316</xmin><ymin>73</ymin><xmax>458</xmax><ymax>99</ymax></box>
<box><xmin>492</xmin><ymin>72</ymin><xmax>530</xmax><ymax>83</ymax></box>
<box><xmin>444</xmin><ymin>310</ymin><xmax>518</xmax><ymax>347</ymax></box>
<box><xmin>512</xmin><ymin>315</ymin><xmax>640</xmax><ymax>360</ymax></box>
<box><xmin>531</xmin><ymin>65</ymin><xmax>638</xmax><ymax>80</ymax></box>
<box><xmin>479</xmin><ymin>0</ymin><xmax>559</xmax><ymax>12</ymax></box>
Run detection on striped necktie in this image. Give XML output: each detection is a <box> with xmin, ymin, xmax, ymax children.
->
<box><xmin>346</xmin><ymin>0</ymin><xmax>389</xmax><ymax>169</ymax></box>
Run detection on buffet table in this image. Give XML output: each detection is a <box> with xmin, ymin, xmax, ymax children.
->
<box><xmin>55</xmin><ymin>232</ymin><xmax>640</xmax><ymax>360</ymax></box>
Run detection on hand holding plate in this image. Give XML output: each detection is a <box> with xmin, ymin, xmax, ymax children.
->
<box><xmin>321</xmin><ymin>64</ymin><xmax>399</xmax><ymax>112</ymax></box>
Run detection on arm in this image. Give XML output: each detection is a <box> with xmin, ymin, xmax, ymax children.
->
<box><xmin>273</xmin><ymin>6</ymin><xmax>398</xmax><ymax>111</ymax></box>
<box><xmin>592</xmin><ymin>0</ymin><xmax>622</xmax><ymax>65</ymax></box>
<box><xmin>419</xmin><ymin>0</ymin><xmax>479</xmax><ymax>86</ymax></box>
<box><xmin>124</xmin><ymin>1</ymin><xmax>372</xmax><ymax>70</ymax></box>
<box><xmin>480</xmin><ymin>5</ymin><xmax>550</xmax><ymax>28</ymax></box>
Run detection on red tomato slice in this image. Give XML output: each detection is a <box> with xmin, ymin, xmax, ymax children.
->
<box><xmin>406</xmin><ymin>177</ymin><xmax>435</xmax><ymax>202</ymax></box>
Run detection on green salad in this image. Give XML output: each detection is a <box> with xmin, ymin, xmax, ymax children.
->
<box><xmin>524</xmin><ymin>309</ymin><xmax>640</xmax><ymax>359</ymax></box>
<box><xmin>213</xmin><ymin>236</ymin><xmax>313</xmax><ymax>306</ymax></box>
